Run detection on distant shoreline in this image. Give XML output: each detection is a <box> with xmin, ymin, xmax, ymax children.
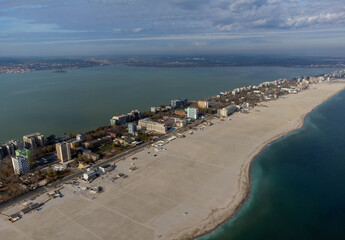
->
<box><xmin>50</xmin><ymin>70</ymin><xmax>67</xmax><ymax>73</ymax></box>
<box><xmin>1</xmin><ymin>57</ymin><xmax>345</xmax><ymax>75</ymax></box>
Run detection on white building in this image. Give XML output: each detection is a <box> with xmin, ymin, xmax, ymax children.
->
<box><xmin>56</xmin><ymin>142</ymin><xmax>72</xmax><ymax>163</ymax></box>
<box><xmin>138</xmin><ymin>118</ymin><xmax>171</xmax><ymax>134</ymax></box>
<box><xmin>219</xmin><ymin>105</ymin><xmax>237</xmax><ymax>117</ymax></box>
<box><xmin>186</xmin><ymin>107</ymin><xmax>199</xmax><ymax>120</ymax></box>
<box><xmin>82</xmin><ymin>169</ymin><xmax>98</xmax><ymax>181</ymax></box>
<box><xmin>150</xmin><ymin>107</ymin><xmax>158</xmax><ymax>113</ymax></box>
<box><xmin>99</xmin><ymin>164</ymin><xmax>113</xmax><ymax>173</ymax></box>
<box><xmin>11</xmin><ymin>155</ymin><xmax>30</xmax><ymax>175</ymax></box>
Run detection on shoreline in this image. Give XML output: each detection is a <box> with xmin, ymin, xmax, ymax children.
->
<box><xmin>0</xmin><ymin>67</ymin><xmax>343</xmax><ymax>143</ymax></box>
<box><xmin>188</xmin><ymin>82</ymin><xmax>345</xmax><ymax>240</ymax></box>
<box><xmin>1</xmin><ymin>81</ymin><xmax>345</xmax><ymax>240</ymax></box>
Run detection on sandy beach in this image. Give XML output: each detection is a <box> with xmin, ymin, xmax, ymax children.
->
<box><xmin>1</xmin><ymin>80</ymin><xmax>345</xmax><ymax>240</ymax></box>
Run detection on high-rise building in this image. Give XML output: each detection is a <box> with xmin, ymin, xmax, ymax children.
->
<box><xmin>110</xmin><ymin>115</ymin><xmax>129</xmax><ymax>126</ymax></box>
<box><xmin>15</xmin><ymin>148</ymin><xmax>30</xmax><ymax>161</ymax></box>
<box><xmin>11</xmin><ymin>139</ymin><xmax>23</xmax><ymax>150</ymax></box>
<box><xmin>5</xmin><ymin>142</ymin><xmax>15</xmax><ymax>156</ymax></box>
<box><xmin>128</xmin><ymin>123</ymin><xmax>138</xmax><ymax>134</ymax></box>
<box><xmin>0</xmin><ymin>139</ymin><xmax>24</xmax><ymax>159</ymax></box>
<box><xmin>186</xmin><ymin>107</ymin><xmax>199</xmax><ymax>120</ymax></box>
<box><xmin>128</xmin><ymin>110</ymin><xmax>141</xmax><ymax>121</ymax></box>
<box><xmin>23</xmin><ymin>133</ymin><xmax>45</xmax><ymax>149</ymax></box>
<box><xmin>171</xmin><ymin>98</ymin><xmax>188</xmax><ymax>109</ymax></box>
<box><xmin>56</xmin><ymin>142</ymin><xmax>72</xmax><ymax>163</ymax></box>
<box><xmin>11</xmin><ymin>155</ymin><xmax>30</xmax><ymax>175</ymax></box>
<box><xmin>198</xmin><ymin>100</ymin><xmax>209</xmax><ymax>109</ymax></box>
<box><xmin>0</xmin><ymin>146</ymin><xmax>5</xmax><ymax>160</ymax></box>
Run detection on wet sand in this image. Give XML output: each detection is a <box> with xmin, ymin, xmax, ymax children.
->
<box><xmin>1</xmin><ymin>80</ymin><xmax>345</xmax><ymax>240</ymax></box>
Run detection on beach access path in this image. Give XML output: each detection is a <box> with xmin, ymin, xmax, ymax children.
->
<box><xmin>1</xmin><ymin>80</ymin><xmax>345</xmax><ymax>240</ymax></box>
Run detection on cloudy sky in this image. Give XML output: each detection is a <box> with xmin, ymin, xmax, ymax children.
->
<box><xmin>1</xmin><ymin>0</ymin><xmax>345</xmax><ymax>56</ymax></box>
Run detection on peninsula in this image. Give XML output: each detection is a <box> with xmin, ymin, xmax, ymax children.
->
<box><xmin>1</xmin><ymin>76</ymin><xmax>345</xmax><ymax>240</ymax></box>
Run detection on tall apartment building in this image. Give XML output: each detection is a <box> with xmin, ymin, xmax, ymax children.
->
<box><xmin>23</xmin><ymin>133</ymin><xmax>45</xmax><ymax>149</ymax></box>
<box><xmin>15</xmin><ymin>148</ymin><xmax>30</xmax><ymax>161</ymax></box>
<box><xmin>198</xmin><ymin>100</ymin><xmax>209</xmax><ymax>109</ymax></box>
<box><xmin>11</xmin><ymin>155</ymin><xmax>30</xmax><ymax>175</ymax></box>
<box><xmin>0</xmin><ymin>139</ymin><xmax>24</xmax><ymax>160</ymax></box>
<box><xmin>186</xmin><ymin>107</ymin><xmax>199</xmax><ymax>120</ymax></box>
<box><xmin>56</xmin><ymin>142</ymin><xmax>72</xmax><ymax>163</ymax></box>
<box><xmin>0</xmin><ymin>146</ymin><xmax>5</xmax><ymax>160</ymax></box>
<box><xmin>110</xmin><ymin>115</ymin><xmax>129</xmax><ymax>126</ymax></box>
<box><xmin>171</xmin><ymin>98</ymin><xmax>188</xmax><ymax>109</ymax></box>
<box><xmin>5</xmin><ymin>142</ymin><xmax>15</xmax><ymax>156</ymax></box>
<box><xmin>128</xmin><ymin>110</ymin><xmax>141</xmax><ymax>121</ymax></box>
<box><xmin>128</xmin><ymin>123</ymin><xmax>138</xmax><ymax>134</ymax></box>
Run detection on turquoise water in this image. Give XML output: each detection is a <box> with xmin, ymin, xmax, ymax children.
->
<box><xmin>0</xmin><ymin>66</ymin><xmax>339</xmax><ymax>141</ymax></box>
<box><xmin>199</xmin><ymin>90</ymin><xmax>345</xmax><ymax>239</ymax></box>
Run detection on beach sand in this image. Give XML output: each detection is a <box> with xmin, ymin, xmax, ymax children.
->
<box><xmin>1</xmin><ymin>80</ymin><xmax>345</xmax><ymax>240</ymax></box>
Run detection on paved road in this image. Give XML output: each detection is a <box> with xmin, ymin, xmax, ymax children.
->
<box><xmin>0</xmin><ymin>117</ymin><xmax>208</xmax><ymax>212</ymax></box>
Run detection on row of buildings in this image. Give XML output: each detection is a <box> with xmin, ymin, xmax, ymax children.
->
<box><xmin>0</xmin><ymin>133</ymin><xmax>45</xmax><ymax>175</ymax></box>
<box><xmin>5</xmin><ymin>70</ymin><xmax>345</xmax><ymax>177</ymax></box>
<box><xmin>137</xmin><ymin>106</ymin><xmax>199</xmax><ymax>135</ymax></box>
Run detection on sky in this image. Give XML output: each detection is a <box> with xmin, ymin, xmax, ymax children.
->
<box><xmin>1</xmin><ymin>0</ymin><xmax>345</xmax><ymax>57</ymax></box>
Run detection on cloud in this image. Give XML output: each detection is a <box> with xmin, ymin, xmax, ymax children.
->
<box><xmin>0</xmin><ymin>17</ymin><xmax>89</xmax><ymax>33</ymax></box>
<box><xmin>132</xmin><ymin>28</ymin><xmax>143</xmax><ymax>33</ymax></box>
<box><xmin>31</xmin><ymin>34</ymin><xmax>252</xmax><ymax>45</ymax></box>
<box><xmin>216</xmin><ymin>24</ymin><xmax>233</xmax><ymax>31</ymax></box>
<box><xmin>284</xmin><ymin>12</ymin><xmax>345</xmax><ymax>28</ymax></box>
<box><xmin>1</xmin><ymin>0</ymin><xmax>345</xmax><ymax>56</ymax></box>
<box><xmin>193</xmin><ymin>41</ymin><xmax>206</xmax><ymax>47</ymax></box>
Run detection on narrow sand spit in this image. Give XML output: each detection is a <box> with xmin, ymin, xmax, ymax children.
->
<box><xmin>1</xmin><ymin>80</ymin><xmax>345</xmax><ymax>240</ymax></box>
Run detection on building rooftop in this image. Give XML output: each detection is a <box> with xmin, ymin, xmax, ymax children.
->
<box><xmin>23</xmin><ymin>133</ymin><xmax>43</xmax><ymax>138</ymax></box>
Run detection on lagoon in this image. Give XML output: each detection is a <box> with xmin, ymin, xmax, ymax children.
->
<box><xmin>0</xmin><ymin>65</ymin><xmax>338</xmax><ymax>142</ymax></box>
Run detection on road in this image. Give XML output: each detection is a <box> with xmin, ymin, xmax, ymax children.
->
<box><xmin>0</xmin><ymin>117</ymin><xmax>208</xmax><ymax>212</ymax></box>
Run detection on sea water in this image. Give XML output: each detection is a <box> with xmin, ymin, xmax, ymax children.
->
<box><xmin>199</xmin><ymin>89</ymin><xmax>345</xmax><ymax>240</ymax></box>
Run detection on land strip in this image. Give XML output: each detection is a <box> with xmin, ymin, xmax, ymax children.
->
<box><xmin>0</xmin><ymin>80</ymin><xmax>345</xmax><ymax>240</ymax></box>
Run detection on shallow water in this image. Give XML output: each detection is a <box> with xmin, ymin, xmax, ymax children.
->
<box><xmin>199</xmin><ymin>89</ymin><xmax>345</xmax><ymax>240</ymax></box>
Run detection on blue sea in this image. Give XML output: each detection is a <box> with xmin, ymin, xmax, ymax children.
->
<box><xmin>199</xmin><ymin>87</ymin><xmax>345</xmax><ymax>239</ymax></box>
<box><xmin>0</xmin><ymin>65</ymin><xmax>339</xmax><ymax>142</ymax></box>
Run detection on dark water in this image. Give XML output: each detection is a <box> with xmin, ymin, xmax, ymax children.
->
<box><xmin>199</xmin><ymin>90</ymin><xmax>345</xmax><ymax>240</ymax></box>
<box><xmin>0</xmin><ymin>66</ymin><xmax>339</xmax><ymax>141</ymax></box>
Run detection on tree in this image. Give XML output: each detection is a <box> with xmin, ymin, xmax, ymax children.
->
<box><xmin>85</xmin><ymin>134</ymin><xmax>93</xmax><ymax>142</ymax></box>
<box><xmin>46</xmin><ymin>134</ymin><xmax>56</xmax><ymax>145</ymax></box>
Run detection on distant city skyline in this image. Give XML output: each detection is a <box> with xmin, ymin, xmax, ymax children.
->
<box><xmin>1</xmin><ymin>0</ymin><xmax>345</xmax><ymax>57</ymax></box>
